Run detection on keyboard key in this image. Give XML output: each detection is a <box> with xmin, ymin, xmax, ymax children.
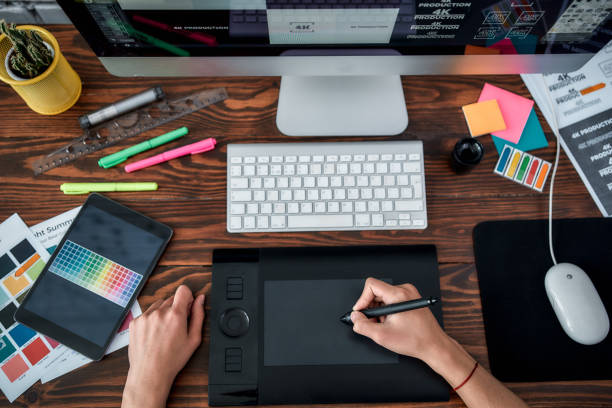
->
<box><xmin>399</xmin><ymin>213</ymin><xmax>411</xmax><ymax>219</ymax></box>
<box><xmin>310</xmin><ymin>164</ymin><xmax>322</xmax><ymax>174</ymax></box>
<box><xmin>357</xmin><ymin>176</ymin><xmax>369</xmax><ymax>186</ymax></box>
<box><xmin>263</xmin><ymin>178</ymin><xmax>275</xmax><ymax>188</ymax></box>
<box><xmin>340</xmin><ymin>155</ymin><xmax>351</xmax><ymax>162</ymax></box>
<box><xmin>317</xmin><ymin>177</ymin><xmax>329</xmax><ymax>187</ymax></box>
<box><xmin>261</xmin><ymin>191</ymin><xmax>275</xmax><ymax>202</ymax></box>
<box><xmin>381</xmin><ymin>154</ymin><xmax>393</xmax><ymax>161</ymax></box>
<box><xmin>376</xmin><ymin>163</ymin><xmax>388</xmax><ymax>173</ymax></box>
<box><xmin>384</xmin><ymin>175</ymin><xmax>395</xmax><ymax>186</ymax></box>
<box><xmin>328</xmin><ymin>202</ymin><xmax>340</xmax><ymax>212</ymax></box>
<box><xmin>341</xmin><ymin>202</ymin><xmax>353</xmax><ymax>212</ymax></box>
<box><xmin>231</xmin><ymin>157</ymin><xmax>242</xmax><ymax>164</ymax></box>
<box><xmin>348</xmin><ymin>188</ymin><xmax>359</xmax><ymax>199</ymax></box>
<box><xmin>288</xmin><ymin>203</ymin><xmax>299</xmax><ymax>213</ymax></box>
<box><xmin>331</xmin><ymin>176</ymin><xmax>342</xmax><ymax>187</ymax></box>
<box><xmin>350</xmin><ymin>163</ymin><xmax>362</xmax><ymax>174</ymax></box>
<box><xmin>231</xmin><ymin>204</ymin><xmax>245</xmax><ymax>215</ymax></box>
<box><xmin>354</xmin><ymin>154</ymin><xmax>365</xmax><ymax>161</ymax></box>
<box><xmin>321</xmin><ymin>189</ymin><xmax>332</xmax><ymax>199</ymax></box>
<box><xmin>361</xmin><ymin>188</ymin><xmax>373</xmax><ymax>199</ymax></box>
<box><xmin>251</xmin><ymin>178</ymin><xmax>262</xmax><ymax>188</ymax></box>
<box><xmin>294</xmin><ymin>190</ymin><xmax>306</xmax><ymax>200</ymax></box>
<box><xmin>368</xmin><ymin>201</ymin><xmax>380</xmax><ymax>211</ymax></box>
<box><xmin>363</xmin><ymin>163</ymin><xmax>375</xmax><ymax>174</ymax></box>
<box><xmin>386</xmin><ymin>219</ymin><xmax>398</xmax><ymax>226</ymax></box>
<box><xmin>372</xmin><ymin>214</ymin><xmax>384</xmax><ymax>226</ymax></box>
<box><xmin>390</xmin><ymin>163</ymin><xmax>402</xmax><ymax>173</ymax></box>
<box><xmin>257</xmin><ymin>156</ymin><xmax>269</xmax><ymax>163</ymax></box>
<box><xmin>356</xmin><ymin>214</ymin><xmax>370</xmax><ymax>226</ymax></box>
<box><xmin>261</xmin><ymin>203</ymin><xmax>272</xmax><ymax>214</ymax></box>
<box><xmin>288</xmin><ymin>215</ymin><xmax>352</xmax><ymax>228</ymax></box>
<box><xmin>413</xmin><ymin>184</ymin><xmax>422</xmax><ymax>198</ymax></box>
<box><xmin>247</xmin><ymin>203</ymin><xmax>258</xmax><ymax>214</ymax></box>
<box><xmin>374</xmin><ymin>188</ymin><xmax>386</xmax><ymax>199</ymax></box>
<box><xmin>307</xmin><ymin>189</ymin><xmax>319</xmax><ymax>200</ymax></box>
<box><xmin>324</xmin><ymin>164</ymin><xmax>335</xmax><ymax>174</ymax></box>
<box><xmin>301</xmin><ymin>202</ymin><xmax>313</xmax><ymax>213</ymax></box>
<box><xmin>367</xmin><ymin>154</ymin><xmax>379</xmax><ymax>161</ymax></box>
<box><xmin>382</xmin><ymin>201</ymin><xmax>393</xmax><ymax>211</ymax></box>
<box><xmin>277</xmin><ymin>177</ymin><xmax>289</xmax><ymax>188</ymax></box>
<box><xmin>299</xmin><ymin>155</ymin><xmax>311</xmax><ymax>162</ymax></box>
<box><xmin>304</xmin><ymin>176</ymin><xmax>316</xmax><ymax>187</ymax></box>
<box><xmin>394</xmin><ymin>154</ymin><xmax>406</xmax><ymax>160</ymax></box>
<box><xmin>297</xmin><ymin>164</ymin><xmax>309</xmax><ymax>175</ymax></box>
<box><xmin>271</xmin><ymin>156</ymin><xmax>283</xmax><ymax>163</ymax></box>
<box><xmin>403</xmin><ymin>162</ymin><xmax>420</xmax><ymax>172</ymax></box>
<box><xmin>337</xmin><ymin>163</ymin><xmax>348</xmax><ymax>174</ymax></box>
<box><xmin>388</xmin><ymin>188</ymin><xmax>399</xmax><ymax>198</ymax></box>
<box><xmin>231</xmin><ymin>178</ymin><xmax>249</xmax><ymax>189</ymax></box>
<box><xmin>284</xmin><ymin>165</ymin><xmax>295</xmax><ymax>175</ymax></box>
<box><xmin>254</xmin><ymin>190</ymin><xmax>266</xmax><ymax>201</ymax></box>
<box><xmin>355</xmin><ymin>201</ymin><xmax>366</xmax><ymax>212</ymax></box>
<box><xmin>413</xmin><ymin>219</ymin><xmax>425</xmax><ymax>226</ymax></box>
<box><xmin>395</xmin><ymin>200</ymin><xmax>423</xmax><ymax>211</ymax></box>
<box><xmin>286</xmin><ymin>155</ymin><xmax>297</xmax><ymax>163</ymax></box>
<box><xmin>244</xmin><ymin>216</ymin><xmax>255</xmax><ymax>229</ymax></box>
<box><xmin>344</xmin><ymin>176</ymin><xmax>356</xmax><ymax>187</ymax></box>
<box><xmin>326</xmin><ymin>155</ymin><xmax>338</xmax><ymax>162</ymax></box>
<box><xmin>271</xmin><ymin>165</ymin><xmax>282</xmax><ymax>175</ymax></box>
<box><xmin>409</xmin><ymin>153</ymin><xmax>420</xmax><ymax>160</ymax></box>
<box><xmin>280</xmin><ymin>190</ymin><xmax>292</xmax><ymax>200</ymax></box>
<box><xmin>370</xmin><ymin>175</ymin><xmax>382</xmax><ymax>186</ymax></box>
<box><xmin>290</xmin><ymin>177</ymin><xmax>302</xmax><ymax>188</ymax></box>
<box><xmin>230</xmin><ymin>166</ymin><xmax>242</xmax><ymax>176</ymax></box>
<box><xmin>313</xmin><ymin>155</ymin><xmax>324</xmax><ymax>162</ymax></box>
<box><xmin>231</xmin><ymin>190</ymin><xmax>252</xmax><ymax>201</ymax></box>
<box><xmin>257</xmin><ymin>216</ymin><xmax>269</xmax><ymax>228</ymax></box>
<box><xmin>334</xmin><ymin>189</ymin><xmax>346</xmax><ymax>199</ymax></box>
<box><xmin>230</xmin><ymin>217</ymin><xmax>242</xmax><ymax>229</ymax></box>
<box><xmin>397</xmin><ymin>175</ymin><xmax>409</xmax><ymax>185</ymax></box>
<box><xmin>271</xmin><ymin>216</ymin><xmax>286</xmax><ymax>228</ymax></box>
<box><xmin>244</xmin><ymin>156</ymin><xmax>256</xmax><ymax>163</ymax></box>
<box><xmin>400</xmin><ymin>220</ymin><xmax>411</xmax><ymax>226</ymax></box>
<box><xmin>274</xmin><ymin>203</ymin><xmax>286</xmax><ymax>213</ymax></box>
<box><xmin>314</xmin><ymin>202</ymin><xmax>326</xmax><ymax>213</ymax></box>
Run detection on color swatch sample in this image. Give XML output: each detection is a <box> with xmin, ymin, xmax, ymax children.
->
<box><xmin>48</xmin><ymin>241</ymin><xmax>142</xmax><ymax>308</ymax></box>
<box><xmin>478</xmin><ymin>83</ymin><xmax>534</xmax><ymax>144</ymax></box>
<box><xmin>494</xmin><ymin>145</ymin><xmax>551</xmax><ymax>192</ymax></box>
<box><xmin>492</xmin><ymin>108</ymin><xmax>548</xmax><ymax>154</ymax></box>
<box><xmin>0</xmin><ymin>214</ymin><xmax>56</xmax><ymax>402</ymax></box>
<box><xmin>462</xmin><ymin>99</ymin><xmax>506</xmax><ymax>137</ymax></box>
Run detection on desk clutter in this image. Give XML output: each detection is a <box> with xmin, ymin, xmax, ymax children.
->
<box><xmin>0</xmin><ymin>211</ymin><xmax>141</xmax><ymax>402</ymax></box>
<box><xmin>461</xmin><ymin>82</ymin><xmax>551</xmax><ymax>191</ymax></box>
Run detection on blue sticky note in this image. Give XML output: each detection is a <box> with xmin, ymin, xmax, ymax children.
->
<box><xmin>492</xmin><ymin>108</ymin><xmax>548</xmax><ymax>154</ymax></box>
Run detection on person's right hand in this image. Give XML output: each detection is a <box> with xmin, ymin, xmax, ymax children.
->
<box><xmin>351</xmin><ymin>278</ymin><xmax>449</xmax><ymax>364</ymax></box>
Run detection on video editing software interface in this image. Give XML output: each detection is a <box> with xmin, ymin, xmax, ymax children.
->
<box><xmin>69</xmin><ymin>0</ymin><xmax>611</xmax><ymax>57</ymax></box>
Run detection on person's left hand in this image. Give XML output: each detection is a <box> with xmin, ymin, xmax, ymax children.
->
<box><xmin>122</xmin><ymin>285</ymin><xmax>206</xmax><ymax>408</ymax></box>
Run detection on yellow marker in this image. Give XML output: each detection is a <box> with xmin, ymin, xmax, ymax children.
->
<box><xmin>505</xmin><ymin>151</ymin><xmax>523</xmax><ymax>178</ymax></box>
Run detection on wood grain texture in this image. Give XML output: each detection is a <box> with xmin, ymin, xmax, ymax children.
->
<box><xmin>0</xmin><ymin>25</ymin><xmax>609</xmax><ymax>407</ymax></box>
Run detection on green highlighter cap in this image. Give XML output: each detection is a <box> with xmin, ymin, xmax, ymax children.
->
<box><xmin>98</xmin><ymin>127</ymin><xmax>188</xmax><ymax>168</ymax></box>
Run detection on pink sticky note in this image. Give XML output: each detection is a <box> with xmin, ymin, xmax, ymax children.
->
<box><xmin>478</xmin><ymin>83</ymin><xmax>533</xmax><ymax>144</ymax></box>
<box><xmin>488</xmin><ymin>38</ymin><xmax>518</xmax><ymax>55</ymax></box>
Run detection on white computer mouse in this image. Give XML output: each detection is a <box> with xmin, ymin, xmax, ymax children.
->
<box><xmin>544</xmin><ymin>263</ymin><xmax>610</xmax><ymax>345</ymax></box>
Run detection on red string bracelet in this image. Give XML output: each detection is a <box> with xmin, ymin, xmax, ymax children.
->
<box><xmin>453</xmin><ymin>362</ymin><xmax>479</xmax><ymax>392</ymax></box>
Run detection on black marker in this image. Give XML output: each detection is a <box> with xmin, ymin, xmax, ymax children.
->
<box><xmin>340</xmin><ymin>297</ymin><xmax>439</xmax><ymax>325</ymax></box>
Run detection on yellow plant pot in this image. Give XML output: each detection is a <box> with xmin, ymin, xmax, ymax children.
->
<box><xmin>0</xmin><ymin>25</ymin><xmax>81</xmax><ymax>115</ymax></box>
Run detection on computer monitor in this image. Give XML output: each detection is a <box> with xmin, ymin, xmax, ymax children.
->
<box><xmin>58</xmin><ymin>0</ymin><xmax>610</xmax><ymax>136</ymax></box>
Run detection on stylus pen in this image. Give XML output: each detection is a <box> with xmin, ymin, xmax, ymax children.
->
<box><xmin>340</xmin><ymin>297</ymin><xmax>439</xmax><ymax>325</ymax></box>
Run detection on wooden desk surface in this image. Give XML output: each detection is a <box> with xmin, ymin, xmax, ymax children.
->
<box><xmin>0</xmin><ymin>26</ymin><xmax>609</xmax><ymax>407</ymax></box>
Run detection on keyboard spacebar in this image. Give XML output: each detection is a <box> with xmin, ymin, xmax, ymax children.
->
<box><xmin>287</xmin><ymin>215</ymin><xmax>353</xmax><ymax>229</ymax></box>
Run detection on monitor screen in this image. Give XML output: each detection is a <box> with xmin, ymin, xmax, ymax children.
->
<box><xmin>59</xmin><ymin>0</ymin><xmax>611</xmax><ymax>58</ymax></box>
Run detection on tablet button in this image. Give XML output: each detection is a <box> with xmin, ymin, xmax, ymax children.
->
<box><xmin>226</xmin><ymin>277</ymin><xmax>243</xmax><ymax>300</ymax></box>
<box><xmin>225</xmin><ymin>347</ymin><xmax>242</xmax><ymax>372</ymax></box>
<box><xmin>220</xmin><ymin>308</ymin><xmax>250</xmax><ymax>337</ymax></box>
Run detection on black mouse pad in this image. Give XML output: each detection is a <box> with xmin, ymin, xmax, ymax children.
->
<box><xmin>473</xmin><ymin>218</ymin><xmax>612</xmax><ymax>382</ymax></box>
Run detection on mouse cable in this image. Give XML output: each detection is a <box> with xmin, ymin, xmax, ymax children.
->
<box><xmin>543</xmin><ymin>77</ymin><xmax>562</xmax><ymax>266</ymax></box>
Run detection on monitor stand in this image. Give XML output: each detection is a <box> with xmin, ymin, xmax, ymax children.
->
<box><xmin>276</xmin><ymin>75</ymin><xmax>408</xmax><ymax>137</ymax></box>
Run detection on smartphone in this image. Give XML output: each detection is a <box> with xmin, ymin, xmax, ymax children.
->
<box><xmin>15</xmin><ymin>193</ymin><xmax>172</xmax><ymax>360</ymax></box>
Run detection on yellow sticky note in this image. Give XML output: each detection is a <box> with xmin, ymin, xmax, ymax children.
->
<box><xmin>462</xmin><ymin>99</ymin><xmax>506</xmax><ymax>137</ymax></box>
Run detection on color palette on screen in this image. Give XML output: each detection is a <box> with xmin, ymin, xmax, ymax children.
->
<box><xmin>494</xmin><ymin>144</ymin><xmax>551</xmax><ymax>192</ymax></box>
<box><xmin>48</xmin><ymin>241</ymin><xmax>142</xmax><ymax>308</ymax></box>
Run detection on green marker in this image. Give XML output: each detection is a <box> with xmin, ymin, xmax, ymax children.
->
<box><xmin>98</xmin><ymin>127</ymin><xmax>188</xmax><ymax>168</ymax></box>
<box><xmin>60</xmin><ymin>182</ymin><xmax>158</xmax><ymax>195</ymax></box>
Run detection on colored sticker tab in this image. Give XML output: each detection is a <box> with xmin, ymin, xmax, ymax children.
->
<box><xmin>515</xmin><ymin>154</ymin><xmax>532</xmax><ymax>182</ymax></box>
<box><xmin>534</xmin><ymin>161</ymin><xmax>551</xmax><ymax>192</ymax></box>
<box><xmin>495</xmin><ymin>145</ymin><xmax>513</xmax><ymax>175</ymax></box>
<box><xmin>0</xmin><ymin>254</ymin><xmax>16</xmax><ymax>279</ymax></box>
<box><xmin>10</xmin><ymin>240</ymin><xmax>35</xmax><ymax>264</ymax></box>
<box><xmin>8</xmin><ymin>324</ymin><xmax>36</xmax><ymax>347</ymax></box>
<box><xmin>505</xmin><ymin>150</ymin><xmax>523</xmax><ymax>179</ymax></box>
<box><xmin>524</xmin><ymin>158</ymin><xmax>541</xmax><ymax>187</ymax></box>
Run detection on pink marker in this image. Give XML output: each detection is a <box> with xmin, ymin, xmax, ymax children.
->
<box><xmin>125</xmin><ymin>138</ymin><xmax>216</xmax><ymax>173</ymax></box>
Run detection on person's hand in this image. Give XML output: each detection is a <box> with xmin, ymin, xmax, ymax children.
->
<box><xmin>122</xmin><ymin>285</ymin><xmax>205</xmax><ymax>408</ymax></box>
<box><xmin>351</xmin><ymin>278</ymin><xmax>448</xmax><ymax>364</ymax></box>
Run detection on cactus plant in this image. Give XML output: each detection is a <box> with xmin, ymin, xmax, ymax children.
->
<box><xmin>1</xmin><ymin>20</ymin><xmax>54</xmax><ymax>79</ymax></box>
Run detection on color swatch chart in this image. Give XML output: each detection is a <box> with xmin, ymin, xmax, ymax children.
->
<box><xmin>48</xmin><ymin>241</ymin><xmax>142</xmax><ymax>308</ymax></box>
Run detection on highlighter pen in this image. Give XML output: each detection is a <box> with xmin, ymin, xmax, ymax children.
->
<box><xmin>125</xmin><ymin>138</ymin><xmax>216</xmax><ymax>173</ymax></box>
<box><xmin>340</xmin><ymin>296</ymin><xmax>439</xmax><ymax>325</ymax></box>
<box><xmin>61</xmin><ymin>182</ymin><xmax>158</xmax><ymax>195</ymax></box>
<box><xmin>98</xmin><ymin>127</ymin><xmax>188</xmax><ymax>168</ymax></box>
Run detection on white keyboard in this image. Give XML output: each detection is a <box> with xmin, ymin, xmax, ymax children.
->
<box><xmin>227</xmin><ymin>141</ymin><xmax>427</xmax><ymax>232</ymax></box>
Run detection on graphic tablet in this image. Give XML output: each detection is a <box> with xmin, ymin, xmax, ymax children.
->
<box><xmin>209</xmin><ymin>245</ymin><xmax>448</xmax><ymax>405</ymax></box>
